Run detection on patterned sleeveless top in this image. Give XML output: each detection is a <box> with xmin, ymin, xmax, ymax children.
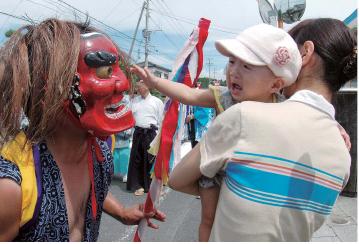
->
<box><xmin>0</xmin><ymin>138</ymin><xmax>113</xmax><ymax>241</ymax></box>
<box><xmin>209</xmin><ymin>85</ymin><xmax>286</xmax><ymax>114</ymax></box>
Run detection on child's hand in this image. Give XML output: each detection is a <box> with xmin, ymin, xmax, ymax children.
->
<box><xmin>337</xmin><ymin>123</ymin><xmax>351</xmax><ymax>151</ymax></box>
<box><xmin>131</xmin><ymin>65</ymin><xmax>158</xmax><ymax>89</ymax></box>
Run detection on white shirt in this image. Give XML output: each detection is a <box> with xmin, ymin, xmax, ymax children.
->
<box><xmin>287</xmin><ymin>89</ymin><xmax>335</xmax><ymax>119</ymax></box>
<box><xmin>131</xmin><ymin>93</ymin><xmax>164</xmax><ymax>128</ymax></box>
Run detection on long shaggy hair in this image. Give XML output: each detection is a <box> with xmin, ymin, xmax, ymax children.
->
<box><xmin>0</xmin><ymin>18</ymin><xmax>124</xmax><ymax>146</ymax></box>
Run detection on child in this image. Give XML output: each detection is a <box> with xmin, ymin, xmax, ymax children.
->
<box><xmin>131</xmin><ymin>23</ymin><xmax>302</xmax><ymax>241</ymax></box>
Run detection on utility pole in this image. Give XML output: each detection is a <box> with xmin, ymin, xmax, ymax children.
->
<box><xmin>207</xmin><ymin>58</ymin><xmax>212</xmax><ymax>82</ymax></box>
<box><xmin>144</xmin><ymin>0</ymin><xmax>150</xmax><ymax>68</ymax></box>
<box><xmin>128</xmin><ymin>2</ymin><xmax>145</xmax><ymax>61</ymax></box>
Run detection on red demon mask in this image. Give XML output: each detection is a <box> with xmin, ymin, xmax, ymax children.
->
<box><xmin>68</xmin><ymin>32</ymin><xmax>135</xmax><ymax>137</ymax></box>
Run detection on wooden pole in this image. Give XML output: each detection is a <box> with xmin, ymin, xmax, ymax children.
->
<box><xmin>277</xmin><ymin>18</ymin><xmax>284</xmax><ymax>28</ymax></box>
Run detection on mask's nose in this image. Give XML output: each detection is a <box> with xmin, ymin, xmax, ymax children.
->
<box><xmin>114</xmin><ymin>78</ymin><xmax>130</xmax><ymax>94</ymax></box>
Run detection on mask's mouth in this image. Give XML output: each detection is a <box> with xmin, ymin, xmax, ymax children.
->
<box><xmin>104</xmin><ymin>100</ymin><xmax>129</xmax><ymax>119</ymax></box>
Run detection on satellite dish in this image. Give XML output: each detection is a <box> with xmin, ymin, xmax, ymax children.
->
<box><xmin>274</xmin><ymin>0</ymin><xmax>306</xmax><ymax>24</ymax></box>
<box><xmin>257</xmin><ymin>0</ymin><xmax>278</xmax><ymax>26</ymax></box>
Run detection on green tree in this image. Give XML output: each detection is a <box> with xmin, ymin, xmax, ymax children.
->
<box><xmin>220</xmin><ymin>79</ymin><xmax>227</xmax><ymax>86</ymax></box>
<box><xmin>5</xmin><ymin>29</ymin><xmax>15</xmax><ymax>38</ymax></box>
<box><xmin>197</xmin><ymin>77</ymin><xmax>210</xmax><ymax>88</ymax></box>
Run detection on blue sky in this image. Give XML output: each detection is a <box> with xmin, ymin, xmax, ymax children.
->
<box><xmin>0</xmin><ymin>0</ymin><xmax>357</xmax><ymax>79</ymax></box>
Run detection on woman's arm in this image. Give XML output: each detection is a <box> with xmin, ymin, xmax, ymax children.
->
<box><xmin>168</xmin><ymin>143</ymin><xmax>202</xmax><ymax>195</ymax></box>
<box><xmin>131</xmin><ymin>65</ymin><xmax>216</xmax><ymax>108</ymax></box>
<box><xmin>0</xmin><ymin>179</ymin><xmax>21</xmax><ymax>241</ymax></box>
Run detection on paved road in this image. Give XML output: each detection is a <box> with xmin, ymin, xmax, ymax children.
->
<box><xmin>98</xmin><ymin>178</ymin><xmax>201</xmax><ymax>242</ymax></box>
<box><xmin>99</xmin><ymin>181</ymin><xmax>357</xmax><ymax>242</ymax></box>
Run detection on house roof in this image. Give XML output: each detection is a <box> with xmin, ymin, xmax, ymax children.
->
<box><xmin>136</xmin><ymin>61</ymin><xmax>172</xmax><ymax>73</ymax></box>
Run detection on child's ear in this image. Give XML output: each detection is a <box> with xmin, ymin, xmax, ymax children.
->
<box><xmin>271</xmin><ymin>78</ymin><xmax>285</xmax><ymax>93</ymax></box>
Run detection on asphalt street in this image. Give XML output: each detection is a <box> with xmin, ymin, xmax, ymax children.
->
<box><xmin>98</xmin><ymin>179</ymin><xmax>201</xmax><ymax>242</ymax></box>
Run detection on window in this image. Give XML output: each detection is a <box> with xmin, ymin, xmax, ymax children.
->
<box><xmin>154</xmin><ymin>70</ymin><xmax>161</xmax><ymax>77</ymax></box>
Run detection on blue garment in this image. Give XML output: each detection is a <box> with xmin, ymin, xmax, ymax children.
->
<box><xmin>113</xmin><ymin>129</ymin><xmax>132</xmax><ymax>175</ymax></box>
<box><xmin>113</xmin><ymin>147</ymin><xmax>131</xmax><ymax>175</ymax></box>
<box><xmin>0</xmin><ymin>138</ymin><xmax>113</xmax><ymax>241</ymax></box>
<box><xmin>193</xmin><ymin>106</ymin><xmax>215</xmax><ymax>141</ymax></box>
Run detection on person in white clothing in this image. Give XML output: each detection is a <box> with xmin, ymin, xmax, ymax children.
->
<box><xmin>168</xmin><ymin>18</ymin><xmax>357</xmax><ymax>241</ymax></box>
<box><xmin>126</xmin><ymin>80</ymin><xmax>164</xmax><ymax>196</ymax></box>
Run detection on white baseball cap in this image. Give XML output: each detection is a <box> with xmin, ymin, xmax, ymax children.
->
<box><xmin>215</xmin><ymin>24</ymin><xmax>302</xmax><ymax>86</ymax></box>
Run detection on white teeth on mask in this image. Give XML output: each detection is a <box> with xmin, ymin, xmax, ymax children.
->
<box><xmin>104</xmin><ymin>100</ymin><xmax>129</xmax><ymax>119</ymax></box>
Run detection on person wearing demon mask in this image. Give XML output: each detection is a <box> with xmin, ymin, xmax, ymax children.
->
<box><xmin>0</xmin><ymin>19</ymin><xmax>165</xmax><ymax>241</ymax></box>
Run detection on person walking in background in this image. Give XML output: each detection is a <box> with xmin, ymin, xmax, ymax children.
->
<box><xmin>126</xmin><ymin>80</ymin><xmax>164</xmax><ymax>196</ymax></box>
<box><xmin>113</xmin><ymin>94</ymin><xmax>133</xmax><ymax>183</ymax></box>
<box><xmin>185</xmin><ymin>83</ymin><xmax>215</xmax><ymax>148</ymax></box>
<box><xmin>185</xmin><ymin>105</ymin><xmax>197</xmax><ymax>148</ymax></box>
<box><xmin>193</xmin><ymin>105</ymin><xmax>215</xmax><ymax>145</ymax></box>
<box><xmin>113</xmin><ymin>128</ymin><xmax>133</xmax><ymax>182</ymax></box>
<box><xmin>186</xmin><ymin>105</ymin><xmax>215</xmax><ymax>148</ymax></box>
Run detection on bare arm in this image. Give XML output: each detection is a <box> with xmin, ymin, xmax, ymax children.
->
<box><xmin>131</xmin><ymin>65</ymin><xmax>216</xmax><ymax>107</ymax></box>
<box><xmin>103</xmin><ymin>192</ymin><xmax>165</xmax><ymax>228</ymax></box>
<box><xmin>0</xmin><ymin>179</ymin><xmax>21</xmax><ymax>241</ymax></box>
<box><xmin>168</xmin><ymin>143</ymin><xmax>202</xmax><ymax>195</ymax></box>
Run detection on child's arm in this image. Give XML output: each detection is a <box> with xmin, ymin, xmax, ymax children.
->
<box><xmin>131</xmin><ymin>65</ymin><xmax>216</xmax><ymax>108</ymax></box>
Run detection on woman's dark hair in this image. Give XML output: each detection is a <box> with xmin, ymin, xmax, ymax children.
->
<box><xmin>288</xmin><ymin>18</ymin><xmax>357</xmax><ymax>92</ymax></box>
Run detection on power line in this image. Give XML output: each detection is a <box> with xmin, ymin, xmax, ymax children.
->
<box><xmin>112</xmin><ymin>6</ymin><xmax>143</xmax><ymax>27</ymax></box>
<box><xmin>159</xmin><ymin>0</ymin><xmax>187</xmax><ymax>33</ymax></box>
<box><xmin>40</xmin><ymin>0</ymin><xmax>82</xmax><ymax>18</ymax></box>
<box><xmin>20</xmin><ymin>0</ymin><xmax>140</xmax><ymax>47</ymax></box>
<box><xmin>207</xmin><ymin>58</ymin><xmax>213</xmax><ymax>80</ymax></box>
<box><xmin>24</xmin><ymin>0</ymin><xmax>59</xmax><ymax>15</ymax></box>
<box><xmin>102</xmin><ymin>0</ymin><xmax>124</xmax><ymax>22</ymax></box>
<box><xmin>150</xmin><ymin>8</ymin><xmax>238</xmax><ymax>35</ymax></box>
<box><xmin>56</xmin><ymin>0</ymin><xmax>144</xmax><ymax>46</ymax></box>
<box><xmin>0</xmin><ymin>11</ymin><xmax>32</xmax><ymax>23</ymax></box>
<box><xmin>128</xmin><ymin>1</ymin><xmax>145</xmax><ymax>61</ymax></box>
<box><xmin>0</xmin><ymin>0</ymin><xmax>24</xmax><ymax>37</ymax></box>
<box><xmin>151</xmin><ymin>0</ymin><xmax>187</xmax><ymax>42</ymax></box>
<box><xmin>0</xmin><ymin>0</ymin><xmax>146</xmax><ymax>54</ymax></box>
<box><xmin>149</xmin><ymin>17</ymin><xmax>180</xmax><ymax>50</ymax></box>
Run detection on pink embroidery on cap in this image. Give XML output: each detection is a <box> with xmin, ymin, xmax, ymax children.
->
<box><xmin>273</xmin><ymin>47</ymin><xmax>290</xmax><ymax>65</ymax></box>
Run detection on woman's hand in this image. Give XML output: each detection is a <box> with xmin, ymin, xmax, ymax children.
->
<box><xmin>103</xmin><ymin>193</ymin><xmax>165</xmax><ymax>229</ymax></box>
<box><xmin>119</xmin><ymin>204</ymin><xmax>166</xmax><ymax>229</ymax></box>
<box><xmin>337</xmin><ymin>123</ymin><xmax>351</xmax><ymax>151</ymax></box>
